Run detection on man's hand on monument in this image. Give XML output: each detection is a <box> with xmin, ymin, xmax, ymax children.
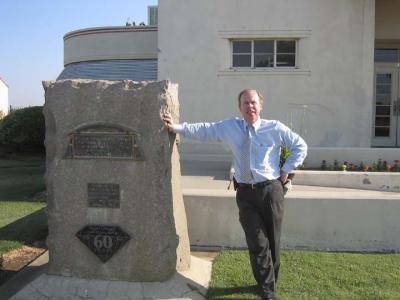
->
<box><xmin>162</xmin><ymin>112</ymin><xmax>174</xmax><ymax>132</ymax></box>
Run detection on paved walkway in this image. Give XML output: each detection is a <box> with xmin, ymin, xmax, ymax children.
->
<box><xmin>183</xmin><ymin>176</ymin><xmax>400</xmax><ymax>199</ymax></box>
<box><xmin>0</xmin><ymin>252</ymin><xmax>215</xmax><ymax>300</ymax></box>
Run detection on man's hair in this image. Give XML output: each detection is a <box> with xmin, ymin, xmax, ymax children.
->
<box><xmin>238</xmin><ymin>89</ymin><xmax>264</xmax><ymax>106</ymax></box>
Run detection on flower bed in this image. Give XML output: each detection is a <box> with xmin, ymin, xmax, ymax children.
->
<box><xmin>293</xmin><ymin>170</ymin><xmax>400</xmax><ymax>192</ymax></box>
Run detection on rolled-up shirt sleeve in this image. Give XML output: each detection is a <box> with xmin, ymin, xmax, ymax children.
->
<box><xmin>278</xmin><ymin>122</ymin><xmax>308</xmax><ymax>173</ymax></box>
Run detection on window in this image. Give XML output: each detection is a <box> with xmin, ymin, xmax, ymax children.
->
<box><xmin>232</xmin><ymin>41</ymin><xmax>252</xmax><ymax>67</ymax></box>
<box><xmin>374</xmin><ymin>49</ymin><xmax>400</xmax><ymax>63</ymax></box>
<box><xmin>374</xmin><ymin>73</ymin><xmax>392</xmax><ymax>137</ymax></box>
<box><xmin>148</xmin><ymin>6</ymin><xmax>158</xmax><ymax>26</ymax></box>
<box><xmin>232</xmin><ymin>39</ymin><xmax>296</xmax><ymax>68</ymax></box>
<box><xmin>254</xmin><ymin>40</ymin><xmax>274</xmax><ymax>67</ymax></box>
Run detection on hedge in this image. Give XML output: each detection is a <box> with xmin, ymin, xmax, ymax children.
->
<box><xmin>0</xmin><ymin>106</ymin><xmax>45</xmax><ymax>153</ymax></box>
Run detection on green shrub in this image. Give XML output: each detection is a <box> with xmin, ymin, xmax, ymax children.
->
<box><xmin>0</xmin><ymin>106</ymin><xmax>45</xmax><ymax>153</ymax></box>
<box><xmin>280</xmin><ymin>146</ymin><xmax>290</xmax><ymax>169</ymax></box>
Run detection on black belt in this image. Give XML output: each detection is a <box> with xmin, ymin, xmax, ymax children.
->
<box><xmin>236</xmin><ymin>180</ymin><xmax>274</xmax><ymax>190</ymax></box>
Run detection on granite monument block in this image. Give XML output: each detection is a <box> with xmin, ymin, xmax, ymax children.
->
<box><xmin>42</xmin><ymin>79</ymin><xmax>190</xmax><ymax>282</ymax></box>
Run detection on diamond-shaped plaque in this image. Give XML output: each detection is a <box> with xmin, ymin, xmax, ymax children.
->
<box><xmin>76</xmin><ymin>225</ymin><xmax>130</xmax><ymax>263</ymax></box>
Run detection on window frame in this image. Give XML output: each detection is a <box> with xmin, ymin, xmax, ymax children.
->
<box><xmin>231</xmin><ymin>39</ymin><xmax>298</xmax><ymax>69</ymax></box>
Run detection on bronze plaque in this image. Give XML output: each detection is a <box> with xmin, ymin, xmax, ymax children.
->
<box><xmin>88</xmin><ymin>183</ymin><xmax>120</xmax><ymax>208</ymax></box>
<box><xmin>73</xmin><ymin>133</ymin><xmax>133</xmax><ymax>158</ymax></box>
<box><xmin>76</xmin><ymin>225</ymin><xmax>130</xmax><ymax>263</ymax></box>
<box><xmin>65</xmin><ymin>125</ymin><xmax>142</xmax><ymax>160</ymax></box>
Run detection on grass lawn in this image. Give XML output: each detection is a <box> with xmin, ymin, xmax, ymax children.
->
<box><xmin>207</xmin><ymin>250</ymin><xmax>400</xmax><ymax>300</ymax></box>
<box><xmin>0</xmin><ymin>156</ymin><xmax>47</xmax><ymax>256</ymax></box>
<box><xmin>0</xmin><ymin>156</ymin><xmax>45</xmax><ymax>201</ymax></box>
<box><xmin>0</xmin><ymin>202</ymin><xmax>47</xmax><ymax>255</ymax></box>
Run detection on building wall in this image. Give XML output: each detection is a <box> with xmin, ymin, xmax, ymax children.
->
<box><xmin>0</xmin><ymin>80</ymin><xmax>9</xmax><ymax>115</ymax></box>
<box><xmin>158</xmin><ymin>0</ymin><xmax>375</xmax><ymax>151</ymax></box>
<box><xmin>64</xmin><ymin>27</ymin><xmax>158</xmax><ymax>66</ymax></box>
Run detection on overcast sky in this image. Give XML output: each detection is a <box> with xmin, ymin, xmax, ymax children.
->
<box><xmin>0</xmin><ymin>0</ymin><xmax>157</xmax><ymax>107</ymax></box>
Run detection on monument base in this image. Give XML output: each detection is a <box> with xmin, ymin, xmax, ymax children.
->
<box><xmin>10</xmin><ymin>256</ymin><xmax>211</xmax><ymax>300</ymax></box>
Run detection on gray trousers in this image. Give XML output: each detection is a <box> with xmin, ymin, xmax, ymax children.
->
<box><xmin>236</xmin><ymin>180</ymin><xmax>285</xmax><ymax>299</ymax></box>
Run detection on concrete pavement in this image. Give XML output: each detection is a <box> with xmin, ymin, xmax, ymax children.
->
<box><xmin>1</xmin><ymin>253</ymin><xmax>212</xmax><ymax>300</ymax></box>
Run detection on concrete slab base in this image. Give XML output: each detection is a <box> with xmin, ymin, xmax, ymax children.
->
<box><xmin>9</xmin><ymin>256</ymin><xmax>212</xmax><ymax>300</ymax></box>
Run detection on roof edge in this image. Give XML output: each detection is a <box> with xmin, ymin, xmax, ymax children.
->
<box><xmin>0</xmin><ymin>77</ymin><xmax>9</xmax><ymax>87</ymax></box>
<box><xmin>64</xmin><ymin>26</ymin><xmax>158</xmax><ymax>41</ymax></box>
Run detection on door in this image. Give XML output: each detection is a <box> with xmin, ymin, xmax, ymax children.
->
<box><xmin>372</xmin><ymin>65</ymin><xmax>400</xmax><ymax>147</ymax></box>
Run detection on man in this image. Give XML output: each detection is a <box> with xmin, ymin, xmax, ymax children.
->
<box><xmin>163</xmin><ymin>89</ymin><xmax>307</xmax><ymax>300</ymax></box>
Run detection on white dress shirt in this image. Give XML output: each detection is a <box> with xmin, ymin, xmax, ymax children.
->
<box><xmin>173</xmin><ymin>117</ymin><xmax>307</xmax><ymax>184</ymax></box>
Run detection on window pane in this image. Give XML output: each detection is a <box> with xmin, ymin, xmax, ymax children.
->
<box><xmin>277</xmin><ymin>41</ymin><xmax>296</xmax><ymax>53</ymax></box>
<box><xmin>254</xmin><ymin>54</ymin><xmax>274</xmax><ymax>67</ymax></box>
<box><xmin>376</xmin><ymin>105</ymin><xmax>391</xmax><ymax>116</ymax></box>
<box><xmin>276</xmin><ymin>54</ymin><xmax>296</xmax><ymax>67</ymax></box>
<box><xmin>374</xmin><ymin>49</ymin><xmax>398</xmax><ymax>63</ymax></box>
<box><xmin>376</xmin><ymin>74</ymin><xmax>391</xmax><ymax>84</ymax></box>
<box><xmin>375</xmin><ymin>127</ymin><xmax>390</xmax><ymax>137</ymax></box>
<box><xmin>254</xmin><ymin>40</ymin><xmax>274</xmax><ymax>53</ymax></box>
<box><xmin>233</xmin><ymin>54</ymin><xmax>251</xmax><ymax>67</ymax></box>
<box><xmin>375</xmin><ymin>117</ymin><xmax>390</xmax><ymax>126</ymax></box>
<box><xmin>375</xmin><ymin>95</ymin><xmax>391</xmax><ymax>105</ymax></box>
<box><xmin>233</xmin><ymin>41</ymin><xmax>251</xmax><ymax>53</ymax></box>
<box><xmin>376</xmin><ymin>84</ymin><xmax>391</xmax><ymax>94</ymax></box>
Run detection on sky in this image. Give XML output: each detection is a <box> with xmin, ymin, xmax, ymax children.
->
<box><xmin>0</xmin><ymin>0</ymin><xmax>158</xmax><ymax>108</ymax></box>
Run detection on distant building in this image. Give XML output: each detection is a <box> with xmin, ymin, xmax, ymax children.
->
<box><xmin>0</xmin><ymin>77</ymin><xmax>9</xmax><ymax>116</ymax></box>
<box><xmin>58</xmin><ymin>26</ymin><xmax>157</xmax><ymax>82</ymax></box>
<box><xmin>59</xmin><ymin>1</ymin><xmax>400</xmax><ymax>166</ymax></box>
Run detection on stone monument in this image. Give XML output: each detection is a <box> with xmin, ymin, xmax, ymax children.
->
<box><xmin>6</xmin><ymin>80</ymin><xmax>211</xmax><ymax>300</ymax></box>
<box><xmin>43</xmin><ymin>79</ymin><xmax>190</xmax><ymax>281</ymax></box>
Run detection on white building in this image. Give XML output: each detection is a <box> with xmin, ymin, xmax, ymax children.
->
<box><xmin>0</xmin><ymin>77</ymin><xmax>9</xmax><ymax>116</ymax></box>
<box><xmin>60</xmin><ymin>0</ymin><xmax>400</xmax><ymax>167</ymax></box>
<box><xmin>58</xmin><ymin>26</ymin><xmax>157</xmax><ymax>81</ymax></box>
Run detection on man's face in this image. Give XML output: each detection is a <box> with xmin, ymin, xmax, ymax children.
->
<box><xmin>239</xmin><ymin>90</ymin><xmax>262</xmax><ymax>124</ymax></box>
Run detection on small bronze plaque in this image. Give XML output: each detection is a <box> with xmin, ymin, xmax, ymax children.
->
<box><xmin>88</xmin><ymin>183</ymin><xmax>120</xmax><ymax>208</ymax></box>
<box><xmin>76</xmin><ymin>225</ymin><xmax>130</xmax><ymax>263</ymax></box>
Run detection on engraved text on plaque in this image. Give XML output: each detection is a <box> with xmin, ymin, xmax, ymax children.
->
<box><xmin>65</xmin><ymin>125</ymin><xmax>142</xmax><ymax>160</ymax></box>
<box><xmin>88</xmin><ymin>183</ymin><xmax>120</xmax><ymax>208</ymax></box>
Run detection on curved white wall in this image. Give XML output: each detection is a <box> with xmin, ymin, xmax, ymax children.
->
<box><xmin>64</xmin><ymin>26</ymin><xmax>158</xmax><ymax>66</ymax></box>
